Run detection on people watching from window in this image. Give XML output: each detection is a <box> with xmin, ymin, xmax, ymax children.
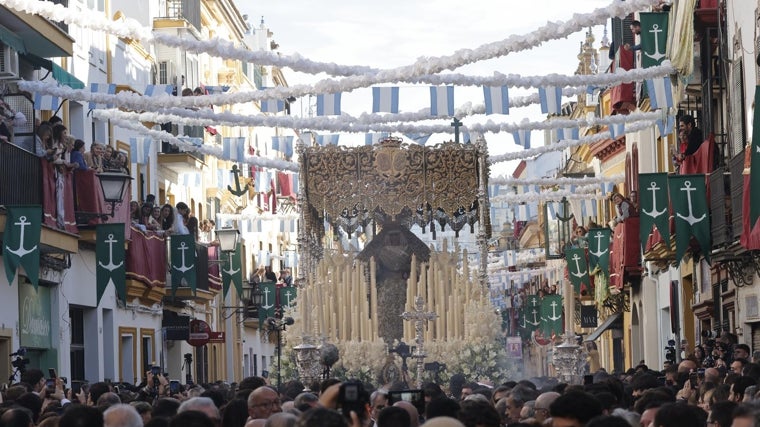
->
<box><xmin>610</xmin><ymin>192</ymin><xmax>637</xmax><ymax>227</ymax></box>
<box><xmin>160</xmin><ymin>204</ymin><xmax>175</xmax><ymax>232</ymax></box>
<box><xmin>679</xmin><ymin>115</ymin><xmax>704</xmax><ymax>157</ymax></box>
<box><xmin>174</xmin><ymin>202</ymin><xmax>191</xmax><ymax>235</ymax></box>
<box><xmin>34</xmin><ymin>123</ymin><xmax>54</xmax><ymax>158</ymax></box>
<box><xmin>85</xmin><ymin>142</ymin><xmax>105</xmax><ymax>172</ymax></box>
<box><xmin>70</xmin><ymin>139</ymin><xmax>88</xmax><ymax>171</ymax></box>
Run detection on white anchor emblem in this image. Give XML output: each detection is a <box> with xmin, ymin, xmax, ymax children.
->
<box><xmin>283</xmin><ymin>289</ymin><xmax>294</xmax><ymax>307</ymax></box>
<box><xmin>589</xmin><ymin>231</ymin><xmax>609</xmax><ymax>258</ymax></box>
<box><xmin>570</xmin><ymin>253</ymin><xmax>587</xmax><ymax>278</ymax></box>
<box><xmin>7</xmin><ymin>216</ymin><xmax>37</xmax><ymax>257</ymax></box>
<box><xmin>98</xmin><ymin>233</ymin><xmax>123</xmax><ymax>271</ymax></box>
<box><xmin>676</xmin><ymin>180</ymin><xmax>706</xmax><ymax>225</ymax></box>
<box><xmin>546</xmin><ymin>300</ymin><xmax>562</xmax><ymax>322</ymax></box>
<box><xmin>172</xmin><ymin>241</ymin><xmax>195</xmax><ymax>273</ymax></box>
<box><xmin>644</xmin><ymin>24</ymin><xmax>666</xmax><ymax>61</ymax></box>
<box><xmin>222</xmin><ymin>252</ymin><xmax>239</xmax><ymax>276</ymax></box>
<box><xmin>526</xmin><ymin>308</ymin><xmax>541</xmax><ymax>327</ymax></box>
<box><xmin>260</xmin><ymin>286</ymin><xmax>274</xmax><ymax>311</ymax></box>
<box><xmin>641</xmin><ymin>181</ymin><xmax>667</xmax><ymax>218</ymax></box>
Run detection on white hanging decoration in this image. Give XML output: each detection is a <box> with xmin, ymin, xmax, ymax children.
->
<box><xmin>491</xmin><ymin>173</ymin><xmax>624</xmax><ymax>186</ymax></box>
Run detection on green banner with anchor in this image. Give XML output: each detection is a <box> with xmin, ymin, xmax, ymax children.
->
<box><xmin>3</xmin><ymin>206</ymin><xmax>42</xmax><ymax>289</ymax></box>
<box><xmin>639</xmin><ymin>173</ymin><xmax>670</xmax><ymax>252</ymax></box>
<box><xmin>520</xmin><ymin>294</ymin><xmax>542</xmax><ymax>336</ymax></box>
<box><xmin>640</xmin><ymin>12</ymin><xmax>669</xmax><ymax>68</ymax></box>
<box><xmin>587</xmin><ymin>227</ymin><xmax>611</xmax><ymax>276</ymax></box>
<box><xmin>96</xmin><ymin>223</ymin><xmax>126</xmax><ymax>304</ymax></box>
<box><xmin>221</xmin><ymin>242</ymin><xmax>243</xmax><ymax>299</ymax></box>
<box><xmin>669</xmin><ymin>175</ymin><xmax>711</xmax><ymax>263</ymax></box>
<box><xmin>257</xmin><ymin>281</ymin><xmax>278</xmax><ymax>323</ymax></box>
<box><xmin>170</xmin><ymin>234</ymin><xmax>196</xmax><ymax>296</ymax></box>
<box><xmin>565</xmin><ymin>247</ymin><xmax>590</xmax><ymax>294</ymax></box>
<box><xmin>279</xmin><ymin>286</ymin><xmax>297</xmax><ymax>310</ymax></box>
<box><xmin>540</xmin><ymin>294</ymin><xmax>563</xmax><ymax>337</ymax></box>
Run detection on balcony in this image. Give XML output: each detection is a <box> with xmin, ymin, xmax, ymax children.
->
<box><xmin>0</xmin><ymin>2</ymin><xmax>74</xmax><ymax>58</ymax></box>
<box><xmin>169</xmin><ymin>243</ymin><xmax>221</xmax><ymax>304</ymax></box>
<box><xmin>610</xmin><ymin>217</ymin><xmax>642</xmax><ymax>289</ymax></box>
<box><xmin>155</xmin><ymin>0</ymin><xmax>201</xmax><ymax>32</ymax></box>
<box><xmin>125</xmin><ymin>227</ymin><xmax>167</xmax><ymax>306</ymax></box>
<box><xmin>0</xmin><ymin>143</ymin><xmax>77</xmax><ymax>253</ymax></box>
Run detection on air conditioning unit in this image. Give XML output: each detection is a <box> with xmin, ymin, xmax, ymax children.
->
<box><xmin>0</xmin><ymin>43</ymin><xmax>19</xmax><ymax>79</ymax></box>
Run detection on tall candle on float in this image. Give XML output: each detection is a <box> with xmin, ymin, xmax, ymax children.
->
<box><xmin>370</xmin><ymin>257</ymin><xmax>378</xmax><ymax>338</ymax></box>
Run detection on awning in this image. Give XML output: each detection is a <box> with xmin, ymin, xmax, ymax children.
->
<box><xmin>22</xmin><ymin>53</ymin><xmax>85</xmax><ymax>90</ymax></box>
<box><xmin>0</xmin><ymin>23</ymin><xmax>26</xmax><ymax>54</ymax></box>
<box><xmin>584</xmin><ymin>312</ymin><xmax>623</xmax><ymax>342</ymax></box>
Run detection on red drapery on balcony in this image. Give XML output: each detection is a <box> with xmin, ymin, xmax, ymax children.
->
<box><xmin>41</xmin><ymin>159</ymin><xmax>78</xmax><ymax>234</ymax></box>
<box><xmin>680</xmin><ymin>134</ymin><xmax>716</xmax><ymax>175</ymax></box>
<box><xmin>610</xmin><ymin>48</ymin><xmax>635</xmax><ymax>114</ymax></box>
<box><xmin>278</xmin><ymin>171</ymin><xmax>295</xmax><ymax>199</ymax></box>
<box><xmin>74</xmin><ymin>169</ymin><xmax>132</xmax><ymax>239</ymax></box>
<box><xmin>207</xmin><ymin>245</ymin><xmax>222</xmax><ymax>290</ymax></box>
<box><xmin>610</xmin><ymin>217</ymin><xmax>641</xmax><ymax>289</ymax></box>
<box><xmin>741</xmin><ymin>173</ymin><xmax>760</xmax><ymax>250</ymax></box>
<box><xmin>126</xmin><ymin>227</ymin><xmax>167</xmax><ymax>288</ymax></box>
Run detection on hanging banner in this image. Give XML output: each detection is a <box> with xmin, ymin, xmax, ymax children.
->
<box><xmin>580</xmin><ymin>305</ymin><xmax>598</xmax><ymax>328</ymax></box>
<box><xmin>279</xmin><ymin>286</ymin><xmax>297</xmax><ymax>309</ymax></box>
<box><xmin>743</xmin><ymin>85</ymin><xmax>760</xmax><ymax>250</ymax></box>
<box><xmin>639</xmin><ymin>173</ymin><xmax>670</xmax><ymax>251</ymax></box>
<box><xmin>96</xmin><ymin>223</ymin><xmax>126</xmax><ymax>304</ymax></box>
<box><xmin>565</xmin><ymin>247</ymin><xmax>590</xmax><ymax>294</ymax></box>
<box><xmin>587</xmin><ymin>227</ymin><xmax>611</xmax><ymax>276</ymax></box>
<box><xmin>170</xmin><ymin>234</ymin><xmax>196</xmax><ymax>296</ymax></box>
<box><xmin>521</xmin><ymin>294</ymin><xmax>542</xmax><ymax>334</ymax></box>
<box><xmin>3</xmin><ymin>206</ymin><xmax>42</xmax><ymax>288</ymax></box>
<box><xmin>639</xmin><ymin>12</ymin><xmax>669</xmax><ymax>68</ymax></box>
<box><xmin>221</xmin><ymin>243</ymin><xmax>243</xmax><ymax>299</ymax></box>
<box><xmin>506</xmin><ymin>336</ymin><xmax>523</xmax><ymax>359</ymax></box>
<box><xmin>668</xmin><ymin>174</ymin><xmax>711</xmax><ymax>263</ymax></box>
<box><xmin>18</xmin><ymin>282</ymin><xmax>51</xmax><ymax>348</ymax></box>
<box><xmin>257</xmin><ymin>281</ymin><xmax>277</xmax><ymax>323</ymax></box>
<box><xmin>540</xmin><ymin>294</ymin><xmax>563</xmax><ymax>337</ymax></box>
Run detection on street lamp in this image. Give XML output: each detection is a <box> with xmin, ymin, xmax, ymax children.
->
<box><xmin>265</xmin><ymin>316</ymin><xmax>294</xmax><ymax>389</ymax></box>
<box><xmin>96</xmin><ymin>172</ymin><xmax>133</xmax><ymax>217</ymax></box>
<box><xmin>215</xmin><ymin>227</ymin><xmax>239</xmax><ymax>252</ymax></box>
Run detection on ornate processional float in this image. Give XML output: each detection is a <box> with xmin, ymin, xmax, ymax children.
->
<box><xmin>281</xmin><ymin>135</ymin><xmax>517</xmax><ymax>385</ymax></box>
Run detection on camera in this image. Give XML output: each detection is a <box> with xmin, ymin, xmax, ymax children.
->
<box><xmin>169</xmin><ymin>380</ymin><xmax>181</xmax><ymax>395</ymax></box>
<box><xmin>388</xmin><ymin>389</ymin><xmax>426</xmax><ymax>415</ymax></box>
<box><xmin>664</xmin><ymin>340</ymin><xmax>677</xmax><ymax>365</ymax></box>
<box><xmin>337</xmin><ymin>381</ymin><xmax>369</xmax><ymax>420</ymax></box>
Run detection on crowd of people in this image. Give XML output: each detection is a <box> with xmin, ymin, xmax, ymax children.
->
<box><xmin>5</xmin><ymin>334</ymin><xmax>760</xmax><ymax>427</ymax></box>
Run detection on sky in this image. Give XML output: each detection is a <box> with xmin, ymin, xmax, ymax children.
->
<box><xmin>237</xmin><ymin>0</ymin><xmax>612</xmax><ymax>177</ymax></box>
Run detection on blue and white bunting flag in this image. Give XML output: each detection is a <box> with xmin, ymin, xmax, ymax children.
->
<box><xmin>365</xmin><ymin>132</ymin><xmax>390</xmax><ymax>145</ymax></box>
<box><xmin>180</xmin><ymin>172</ymin><xmax>201</xmax><ymax>187</ymax></box>
<box><xmin>645</xmin><ymin>76</ymin><xmax>673</xmax><ymax>110</ymax></box>
<box><xmin>34</xmin><ymin>93</ymin><xmax>60</xmax><ymax>112</ymax></box>
<box><xmin>257</xmin><ymin>250</ymin><xmax>270</xmax><ymax>266</ymax></box>
<box><xmin>255</xmin><ymin>170</ymin><xmax>271</xmax><ymax>193</ymax></box>
<box><xmin>316</xmin><ymin>93</ymin><xmax>341</xmax><ymax>116</ymax></box>
<box><xmin>557</xmin><ymin>127</ymin><xmax>580</xmax><ymax>141</ymax></box>
<box><xmin>405</xmin><ymin>133</ymin><xmax>432</xmax><ymax>145</ymax></box>
<box><xmin>547</xmin><ymin>201</ymin><xmax>557</xmax><ymax>220</ymax></box>
<box><xmin>279</xmin><ymin>219</ymin><xmax>297</xmax><ymax>233</ymax></box>
<box><xmin>581</xmin><ymin>199</ymin><xmax>598</xmax><ymax>219</ymax></box>
<box><xmin>129</xmin><ymin>137</ymin><xmax>152</xmax><ymax>165</ymax></box>
<box><xmin>488</xmin><ymin>184</ymin><xmax>501</xmax><ymax>198</ymax></box>
<box><xmin>260</xmin><ymin>99</ymin><xmax>285</xmax><ymax>113</ymax></box>
<box><xmin>284</xmin><ymin>251</ymin><xmax>298</xmax><ymax>268</ymax></box>
<box><xmin>223</xmin><ymin>137</ymin><xmax>246</xmax><ymax>162</ymax></box>
<box><xmin>89</xmin><ymin>83</ymin><xmax>116</xmax><ymax>110</ymax></box>
<box><xmin>429</xmin><ymin>86</ymin><xmax>455</xmax><ymax>116</ymax></box>
<box><xmin>512</xmin><ymin>129</ymin><xmax>531</xmax><ymax>148</ymax></box>
<box><xmin>516</xmin><ymin>204</ymin><xmax>531</xmax><ymax>221</ymax></box>
<box><xmin>143</xmin><ymin>84</ymin><xmax>174</xmax><ymax>97</ymax></box>
<box><xmin>204</xmin><ymin>85</ymin><xmax>230</xmax><ymax>94</ymax></box>
<box><xmin>217</xmin><ymin>169</ymin><xmax>232</xmax><ymax>190</ymax></box>
<box><xmin>292</xmin><ymin>173</ymin><xmax>299</xmax><ymax>193</ymax></box>
<box><xmin>178</xmin><ymin>137</ymin><xmax>203</xmax><ymax>147</ymax></box>
<box><xmin>272</xmin><ymin>136</ymin><xmax>294</xmax><ymax>158</ymax></box>
<box><xmin>316</xmin><ymin>134</ymin><xmax>340</xmax><ymax>146</ymax></box>
<box><xmin>656</xmin><ymin>114</ymin><xmax>676</xmax><ymax>138</ymax></box>
<box><xmin>372</xmin><ymin>87</ymin><xmax>400</xmax><ymax>113</ymax></box>
<box><xmin>609</xmin><ymin>122</ymin><xmax>626</xmax><ymax>139</ymax></box>
<box><xmin>251</xmin><ymin>219</ymin><xmax>263</xmax><ymax>233</ymax></box>
<box><xmin>483</xmin><ymin>85</ymin><xmax>510</xmax><ymax>115</ymax></box>
<box><xmin>539</xmin><ymin>86</ymin><xmax>563</xmax><ymax>114</ymax></box>
<box><xmin>601</xmin><ymin>182</ymin><xmax>616</xmax><ymax>195</ymax></box>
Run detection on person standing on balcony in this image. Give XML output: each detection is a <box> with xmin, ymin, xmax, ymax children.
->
<box><xmin>173</xmin><ymin>202</ymin><xmax>191</xmax><ymax>235</ymax></box>
<box><xmin>160</xmin><ymin>204</ymin><xmax>174</xmax><ymax>233</ymax></box>
<box><xmin>623</xmin><ymin>20</ymin><xmax>642</xmax><ymax>52</ymax></box>
<box><xmin>610</xmin><ymin>192</ymin><xmax>636</xmax><ymax>227</ymax></box>
<box><xmin>84</xmin><ymin>142</ymin><xmax>105</xmax><ymax>172</ymax></box>
<box><xmin>34</xmin><ymin>123</ymin><xmax>54</xmax><ymax>158</ymax></box>
<box><xmin>679</xmin><ymin>115</ymin><xmax>704</xmax><ymax>156</ymax></box>
<box><xmin>70</xmin><ymin>139</ymin><xmax>88</xmax><ymax>171</ymax></box>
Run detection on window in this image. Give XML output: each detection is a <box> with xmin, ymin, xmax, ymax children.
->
<box><xmin>70</xmin><ymin>308</ymin><xmax>85</xmax><ymax>381</ymax></box>
<box><xmin>140</xmin><ymin>329</ymin><xmax>155</xmax><ymax>375</ymax></box>
<box><xmin>729</xmin><ymin>59</ymin><xmax>746</xmax><ymax>157</ymax></box>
